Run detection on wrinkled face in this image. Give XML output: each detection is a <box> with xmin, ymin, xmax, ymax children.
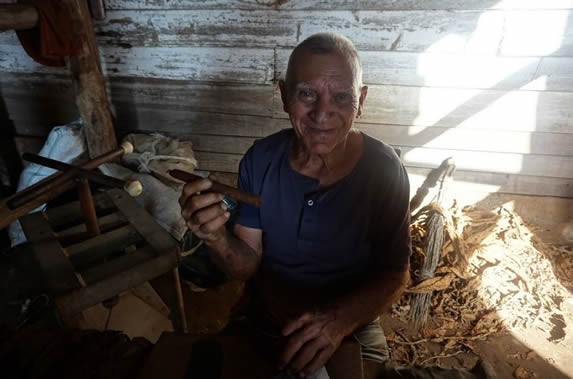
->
<box><xmin>280</xmin><ymin>50</ymin><xmax>368</xmax><ymax>156</ymax></box>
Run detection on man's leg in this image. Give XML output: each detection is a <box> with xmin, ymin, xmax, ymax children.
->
<box><xmin>352</xmin><ymin>317</ymin><xmax>390</xmax><ymax>363</ymax></box>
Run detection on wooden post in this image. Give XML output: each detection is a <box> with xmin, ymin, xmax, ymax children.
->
<box><xmin>64</xmin><ymin>0</ymin><xmax>117</xmax><ymax>158</ymax></box>
<box><xmin>0</xmin><ymin>4</ymin><xmax>38</xmax><ymax>31</ymax></box>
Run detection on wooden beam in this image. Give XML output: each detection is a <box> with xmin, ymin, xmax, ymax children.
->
<box><xmin>0</xmin><ymin>4</ymin><xmax>38</xmax><ymax>31</ymax></box>
<box><xmin>65</xmin><ymin>0</ymin><xmax>117</xmax><ymax>158</ymax></box>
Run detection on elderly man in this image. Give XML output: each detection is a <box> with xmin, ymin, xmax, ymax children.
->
<box><xmin>179</xmin><ymin>32</ymin><xmax>411</xmax><ymax>376</ymax></box>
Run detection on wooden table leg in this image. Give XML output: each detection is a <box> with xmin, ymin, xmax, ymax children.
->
<box><xmin>173</xmin><ymin>268</ymin><xmax>188</xmax><ymax>333</ymax></box>
<box><xmin>77</xmin><ymin>178</ymin><xmax>100</xmax><ymax>237</ymax></box>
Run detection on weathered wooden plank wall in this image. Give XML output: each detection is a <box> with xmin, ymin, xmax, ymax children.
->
<box><xmin>0</xmin><ymin>0</ymin><xmax>572</xmax><ymax>198</ymax></box>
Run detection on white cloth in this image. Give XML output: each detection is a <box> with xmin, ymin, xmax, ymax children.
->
<box><xmin>99</xmin><ymin>163</ymin><xmax>187</xmax><ymax>240</ymax></box>
<box><xmin>9</xmin><ymin>120</ymin><xmax>87</xmax><ymax>246</ymax></box>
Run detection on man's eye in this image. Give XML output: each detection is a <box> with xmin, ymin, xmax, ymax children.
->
<box><xmin>335</xmin><ymin>93</ymin><xmax>352</xmax><ymax>103</ymax></box>
<box><xmin>298</xmin><ymin>89</ymin><xmax>316</xmax><ymax>102</ymax></box>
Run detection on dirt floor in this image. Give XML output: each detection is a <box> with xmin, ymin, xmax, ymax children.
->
<box><xmin>1</xmin><ymin>199</ymin><xmax>571</xmax><ymax>378</ymax></box>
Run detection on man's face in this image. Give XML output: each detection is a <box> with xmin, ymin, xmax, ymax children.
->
<box><xmin>280</xmin><ymin>50</ymin><xmax>368</xmax><ymax>156</ymax></box>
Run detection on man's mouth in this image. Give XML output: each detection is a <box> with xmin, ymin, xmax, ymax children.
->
<box><xmin>308</xmin><ymin>127</ymin><xmax>336</xmax><ymax>135</ymax></box>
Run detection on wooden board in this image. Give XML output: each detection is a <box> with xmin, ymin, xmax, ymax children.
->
<box><xmin>106</xmin><ymin>189</ymin><xmax>178</xmax><ymax>255</ymax></box>
<box><xmin>19</xmin><ymin>212</ymin><xmax>83</xmax><ymax>295</ymax></box>
<box><xmin>83</xmin><ymin>9</ymin><xmax>573</xmax><ymax>56</ymax></box>
<box><xmin>106</xmin><ymin>0</ymin><xmax>573</xmax><ymax>11</ymax></box>
<box><xmin>56</xmin><ymin>251</ymin><xmax>178</xmax><ymax>315</ymax></box>
<box><xmin>4</xmin><ymin>35</ymin><xmax>573</xmax><ymax>91</ymax></box>
<box><xmin>188</xmin><ymin>127</ymin><xmax>573</xmax><ymax>157</ymax></box>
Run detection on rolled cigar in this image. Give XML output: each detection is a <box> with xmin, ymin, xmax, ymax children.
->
<box><xmin>169</xmin><ymin>169</ymin><xmax>262</xmax><ymax>208</ymax></box>
<box><xmin>21</xmin><ymin>153</ymin><xmax>142</xmax><ymax>197</ymax></box>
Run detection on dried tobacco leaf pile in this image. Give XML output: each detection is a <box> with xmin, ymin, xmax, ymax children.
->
<box><xmin>388</xmin><ymin>202</ymin><xmax>573</xmax><ymax>366</ymax></box>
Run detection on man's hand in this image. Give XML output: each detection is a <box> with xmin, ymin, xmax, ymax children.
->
<box><xmin>278</xmin><ymin>308</ymin><xmax>349</xmax><ymax>377</ymax></box>
<box><xmin>178</xmin><ymin>178</ymin><xmax>230</xmax><ymax>243</ymax></box>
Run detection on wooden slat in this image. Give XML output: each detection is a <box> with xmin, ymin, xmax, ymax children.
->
<box><xmin>56</xmin><ymin>212</ymin><xmax>126</xmax><ymax>239</ymax></box>
<box><xmin>193</xmin><ymin>151</ymin><xmax>573</xmax><ymax>198</ymax></box>
<box><xmin>188</xmin><ymin>127</ymin><xmax>573</xmax><ymax>156</ymax></box>
<box><xmin>4</xmin><ymin>43</ymin><xmax>573</xmax><ymax>92</ymax></box>
<box><xmin>397</xmin><ymin>146</ymin><xmax>573</xmax><ymax>179</ymax></box>
<box><xmin>3</xmin><ymin>32</ymin><xmax>573</xmax><ymax>92</ymax></box>
<box><xmin>358</xmin><ymin>124</ymin><xmax>573</xmax><ymax>156</ymax></box>
<box><xmin>108</xmin><ymin>78</ymin><xmax>275</xmax><ymax>117</ymax></box>
<box><xmin>56</xmin><ymin>252</ymin><xmax>178</xmax><ymax>315</ymax></box>
<box><xmin>2</xmin><ymin>8</ymin><xmax>573</xmax><ymax>56</ymax></box>
<box><xmin>45</xmin><ymin>192</ymin><xmax>115</xmax><ymax>229</ymax></box>
<box><xmin>0</xmin><ymin>4</ymin><xmax>38</xmax><ymax>31</ymax></box>
<box><xmin>195</xmin><ymin>151</ymin><xmax>243</xmax><ymax>173</ymax></box>
<box><xmin>80</xmin><ymin>245</ymin><xmax>155</xmax><ymax>283</ymax></box>
<box><xmin>106</xmin><ymin>0</ymin><xmax>573</xmax><ymax>11</ymax></box>
<box><xmin>90</xmin><ymin>9</ymin><xmax>573</xmax><ymax>57</ymax></box>
<box><xmin>106</xmin><ymin>188</ymin><xmax>178</xmax><ymax>254</ymax></box>
<box><xmin>407</xmin><ymin>167</ymin><xmax>573</xmax><ymax>199</ymax></box>
<box><xmin>100</xmin><ymin>46</ymin><xmax>274</xmax><ymax>84</ymax></box>
<box><xmin>276</xmin><ymin>50</ymin><xmax>543</xmax><ymax>89</ymax></box>
<box><xmin>116</xmin><ymin>110</ymin><xmax>288</xmax><ymax>139</ymax></box>
<box><xmin>19</xmin><ymin>212</ymin><xmax>82</xmax><ymax>294</ymax></box>
<box><xmin>66</xmin><ymin>224</ymin><xmax>142</xmax><ymax>269</ymax></box>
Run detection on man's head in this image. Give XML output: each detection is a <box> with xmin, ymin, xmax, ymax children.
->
<box><xmin>280</xmin><ymin>33</ymin><xmax>368</xmax><ymax>156</ymax></box>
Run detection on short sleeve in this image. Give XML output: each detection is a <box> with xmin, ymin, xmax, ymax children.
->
<box><xmin>235</xmin><ymin>147</ymin><xmax>262</xmax><ymax>229</ymax></box>
<box><xmin>372</xmin><ymin>160</ymin><xmax>412</xmax><ymax>272</ymax></box>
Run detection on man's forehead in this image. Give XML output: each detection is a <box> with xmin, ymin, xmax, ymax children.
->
<box><xmin>288</xmin><ymin>51</ymin><xmax>358</xmax><ymax>85</ymax></box>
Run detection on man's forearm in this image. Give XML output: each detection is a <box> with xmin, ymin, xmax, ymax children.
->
<box><xmin>334</xmin><ymin>268</ymin><xmax>409</xmax><ymax>335</ymax></box>
<box><xmin>205</xmin><ymin>230</ymin><xmax>261</xmax><ymax>281</ymax></box>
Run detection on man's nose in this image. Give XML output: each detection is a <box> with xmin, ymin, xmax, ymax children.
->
<box><xmin>310</xmin><ymin>96</ymin><xmax>332</xmax><ymax>123</ymax></box>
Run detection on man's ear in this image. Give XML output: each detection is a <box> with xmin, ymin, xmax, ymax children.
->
<box><xmin>279</xmin><ymin>80</ymin><xmax>289</xmax><ymax>113</ymax></box>
<box><xmin>357</xmin><ymin>85</ymin><xmax>368</xmax><ymax>118</ymax></box>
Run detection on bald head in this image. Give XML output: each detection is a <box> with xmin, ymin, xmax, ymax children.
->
<box><xmin>285</xmin><ymin>33</ymin><xmax>363</xmax><ymax>90</ymax></box>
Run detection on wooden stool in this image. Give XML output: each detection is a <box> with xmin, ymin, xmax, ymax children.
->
<box><xmin>19</xmin><ymin>188</ymin><xmax>187</xmax><ymax>332</ymax></box>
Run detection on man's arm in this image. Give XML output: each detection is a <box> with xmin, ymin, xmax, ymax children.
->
<box><xmin>330</xmin><ymin>265</ymin><xmax>409</xmax><ymax>334</ymax></box>
<box><xmin>206</xmin><ymin>224</ymin><xmax>263</xmax><ymax>280</ymax></box>
<box><xmin>278</xmin><ymin>266</ymin><xmax>409</xmax><ymax>376</ymax></box>
<box><xmin>179</xmin><ymin>178</ymin><xmax>263</xmax><ymax>281</ymax></box>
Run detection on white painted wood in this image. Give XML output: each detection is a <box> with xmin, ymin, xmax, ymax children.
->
<box><xmin>5</xmin><ymin>43</ymin><xmax>573</xmax><ymax>92</ymax></box>
<box><xmin>100</xmin><ymin>46</ymin><xmax>274</xmax><ymax>83</ymax></box>
<box><xmin>277</xmin><ymin>50</ymin><xmax>550</xmax><ymax>89</ymax></box>
<box><xmin>106</xmin><ymin>0</ymin><xmax>573</xmax><ymax>11</ymax></box>
<box><xmin>89</xmin><ymin>9</ymin><xmax>573</xmax><ymax>57</ymax></box>
<box><xmin>358</xmin><ymin>124</ymin><xmax>573</xmax><ymax>156</ymax></box>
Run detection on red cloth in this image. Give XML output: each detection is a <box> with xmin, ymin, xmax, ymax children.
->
<box><xmin>16</xmin><ymin>0</ymin><xmax>81</xmax><ymax>67</ymax></box>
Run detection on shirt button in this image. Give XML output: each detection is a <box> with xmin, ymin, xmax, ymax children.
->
<box><xmin>307</xmin><ymin>200</ymin><xmax>314</xmax><ymax>206</ymax></box>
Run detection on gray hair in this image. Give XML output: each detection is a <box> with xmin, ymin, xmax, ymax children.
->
<box><xmin>285</xmin><ymin>32</ymin><xmax>363</xmax><ymax>89</ymax></box>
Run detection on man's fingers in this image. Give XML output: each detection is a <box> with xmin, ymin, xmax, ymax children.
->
<box><xmin>286</xmin><ymin>337</ymin><xmax>326</xmax><ymax>374</ymax></box>
<box><xmin>301</xmin><ymin>347</ymin><xmax>332</xmax><ymax>377</ymax></box>
<box><xmin>197</xmin><ymin>212</ymin><xmax>230</xmax><ymax>235</ymax></box>
<box><xmin>279</xmin><ymin>322</ymin><xmax>322</xmax><ymax>369</ymax></box>
<box><xmin>178</xmin><ymin>179</ymin><xmax>213</xmax><ymax>207</ymax></box>
<box><xmin>181</xmin><ymin>192</ymin><xmax>224</xmax><ymax>221</ymax></box>
<box><xmin>282</xmin><ymin>312</ymin><xmax>314</xmax><ymax>336</ymax></box>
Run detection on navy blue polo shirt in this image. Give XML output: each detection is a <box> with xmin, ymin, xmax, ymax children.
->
<box><xmin>236</xmin><ymin>129</ymin><xmax>411</xmax><ymax>289</ymax></box>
